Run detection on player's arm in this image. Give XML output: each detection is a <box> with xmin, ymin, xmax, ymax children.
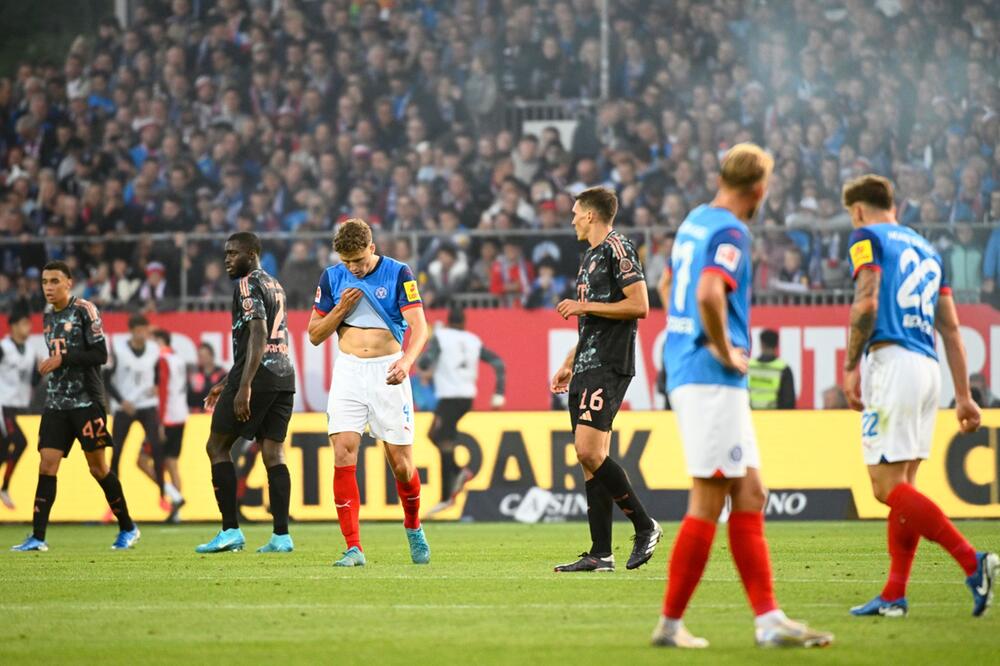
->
<box><xmin>657</xmin><ymin>267</ymin><xmax>671</xmax><ymax>309</ymax></box>
<box><xmin>234</xmin><ymin>318</ymin><xmax>266</xmax><ymax>421</ymax></box>
<box><xmin>387</xmin><ymin>305</ymin><xmax>429</xmax><ymax>385</ymax></box>
<box><xmin>696</xmin><ymin>271</ymin><xmax>747</xmax><ymax>374</ymax></box>
<box><xmin>480</xmin><ymin>346</ymin><xmax>506</xmax><ymax>407</ymax></box>
<box><xmin>308</xmin><ymin>288</ymin><xmax>363</xmax><ymax>345</ymax></box>
<box><xmin>562</xmin><ymin>281</ymin><xmax>650</xmax><ymax>320</ymax></box>
<box><xmin>936</xmin><ymin>292</ymin><xmax>981</xmax><ymax>433</ymax></box>
<box><xmin>551</xmin><ymin>344</ymin><xmax>576</xmax><ymax>394</ymax></box>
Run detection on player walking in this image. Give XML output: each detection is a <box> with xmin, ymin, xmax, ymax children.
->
<box><xmin>551</xmin><ymin>186</ymin><xmax>663</xmax><ymax>573</ymax></box>
<box><xmin>195</xmin><ymin>232</ymin><xmax>296</xmax><ymax>554</ymax></box>
<box><xmin>152</xmin><ymin>328</ymin><xmax>187</xmax><ymax>522</ymax></box>
<box><xmin>0</xmin><ymin>308</ymin><xmax>42</xmax><ymax>509</ymax></box>
<box><xmin>12</xmin><ymin>261</ymin><xmax>139</xmax><ymax>551</ymax></box>
<box><xmin>308</xmin><ymin>218</ymin><xmax>430</xmax><ymax>567</ymax></box>
<box><xmin>108</xmin><ymin>314</ymin><xmax>166</xmax><ymax>504</ymax></box>
<box><xmin>419</xmin><ymin>306</ymin><xmax>506</xmax><ymax>513</ymax></box>
<box><xmin>655</xmin><ymin>144</ymin><xmax>832</xmax><ymax>648</ymax></box>
<box><xmin>841</xmin><ymin>175</ymin><xmax>998</xmax><ymax>618</ymax></box>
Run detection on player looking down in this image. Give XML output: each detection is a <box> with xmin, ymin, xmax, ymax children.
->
<box><xmin>840</xmin><ymin>174</ymin><xmax>998</xmax><ymax>618</ymax></box>
<box><xmin>309</xmin><ymin>218</ymin><xmax>431</xmax><ymax>567</ymax></box>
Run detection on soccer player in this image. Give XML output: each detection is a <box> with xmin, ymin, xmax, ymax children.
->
<box><xmin>418</xmin><ymin>305</ymin><xmax>506</xmax><ymax>513</ymax></box>
<box><xmin>308</xmin><ymin>218</ymin><xmax>430</xmax><ymax>567</ymax></box>
<box><xmin>152</xmin><ymin>328</ymin><xmax>187</xmax><ymax>522</ymax></box>
<box><xmin>550</xmin><ymin>186</ymin><xmax>662</xmax><ymax>573</ymax></box>
<box><xmin>0</xmin><ymin>308</ymin><xmax>42</xmax><ymax>509</ymax></box>
<box><xmin>840</xmin><ymin>175</ymin><xmax>998</xmax><ymax>618</ymax></box>
<box><xmin>655</xmin><ymin>144</ymin><xmax>832</xmax><ymax>648</ymax></box>
<box><xmin>195</xmin><ymin>232</ymin><xmax>296</xmax><ymax>554</ymax></box>
<box><xmin>108</xmin><ymin>314</ymin><xmax>166</xmax><ymax>504</ymax></box>
<box><xmin>11</xmin><ymin>261</ymin><xmax>139</xmax><ymax>551</ymax></box>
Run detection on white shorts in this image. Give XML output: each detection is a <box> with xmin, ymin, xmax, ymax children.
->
<box><xmin>669</xmin><ymin>384</ymin><xmax>760</xmax><ymax>479</ymax></box>
<box><xmin>860</xmin><ymin>344</ymin><xmax>940</xmax><ymax>465</ymax></box>
<box><xmin>327</xmin><ymin>351</ymin><xmax>415</xmax><ymax>445</ymax></box>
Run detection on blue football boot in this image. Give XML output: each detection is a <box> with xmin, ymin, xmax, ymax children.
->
<box><xmin>195</xmin><ymin>528</ymin><xmax>246</xmax><ymax>553</ymax></box>
<box><xmin>11</xmin><ymin>535</ymin><xmax>48</xmax><ymax>552</ymax></box>
<box><xmin>111</xmin><ymin>525</ymin><xmax>141</xmax><ymax>550</ymax></box>
<box><xmin>333</xmin><ymin>546</ymin><xmax>366</xmax><ymax>567</ymax></box>
<box><xmin>257</xmin><ymin>533</ymin><xmax>294</xmax><ymax>553</ymax></box>
<box><xmin>966</xmin><ymin>552</ymin><xmax>1000</xmax><ymax>617</ymax></box>
<box><xmin>406</xmin><ymin>526</ymin><xmax>431</xmax><ymax>564</ymax></box>
<box><xmin>850</xmin><ymin>595</ymin><xmax>908</xmax><ymax>617</ymax></box>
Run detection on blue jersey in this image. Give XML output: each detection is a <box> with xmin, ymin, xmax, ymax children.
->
<box><xmin>665</xmin><ymin>205</ymin><xmax>753</xmax><ymax>391</ymax></box>
<box><xmin>847</xmin><ymin>223</ymin><xmax>949</xmax><ymax>360</ymax></box>
<box><xmin>314</xmin><ymin>256</ymin><xmax>422</xmax><ymax>344</ymax></box>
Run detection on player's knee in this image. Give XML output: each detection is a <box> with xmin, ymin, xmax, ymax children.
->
<box><xmin>38</xmin><ymin>459</ymin><xmax>59</xmax><ymax>476</ymax></box>
<box><xmin>88</xmin><ymin>462</ymin><xmax>108</xmax><ymax>479</ymax></box>
<box><xmin>574</xmin><ymin>444</ymin><xmax>605</xmax><ymax>472</ymax></box>
<box><xmin>261</xmin><ymin>443</ymin><xmax>284</xmax><ymax>468</ymax></box>
<box><xmin>389</xmin><ymin>459</ymin><xmax>413</xmax><ymax>481</ymax></box>
<box><xmin>871</xmin><ymin>480</ymin><xmax>894</xmax><ymax>504</ymax></box>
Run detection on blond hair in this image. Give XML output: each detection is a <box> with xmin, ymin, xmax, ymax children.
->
<box><xmin>719</xmin><ymin>143</ymin><xmax>774</xmax><ymax>192</ymax></box>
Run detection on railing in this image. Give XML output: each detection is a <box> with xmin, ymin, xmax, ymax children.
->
<box><xmin>503</xmin><ymin>98</ymin><xmax>598</xmax><ymax>131</ymax></box>
<box><xmin>0</xmin><ymin>222</ymin><xmax>994</xmax><ymax>311</ymax></box>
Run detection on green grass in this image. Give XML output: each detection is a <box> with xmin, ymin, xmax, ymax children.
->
<box><xmin>0</xmin><ymin>521</ymin><xmax>998</xmax><ymax>664</ymax></box>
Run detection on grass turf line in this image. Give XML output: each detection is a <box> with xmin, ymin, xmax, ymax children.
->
<box><xmin>0</xmin><ymin>521</ymin><xmax>997</xmax><ymax>665</ymax></box>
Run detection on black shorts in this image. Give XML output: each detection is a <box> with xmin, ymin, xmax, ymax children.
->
<box><xmin>39</xmin><ymin>404</ymin><xmax>113</xmax><ymax>457</ymax></box>
<box><xmin>163</xmin><ymin>424</ymin><xmax>185</xmax><ymax>458</ymax></box>
<box><xmin>211</xmin><ymin>387</ymin><xmax>294</xmax><ymax>443</ymax></box>
<box><xmin>1</xmin><ymin>406</ymin><xmax>27</xmax><ymax>442</ymax></box>
<box><xmin>432</xmin><ymin>398</ymin><xmax>473</xmax><ymax>442</ymax></box>
<box><xmin>568</xmin><ymin>368</ymin><xmax>631</xmax><ymax>433</ymax></box>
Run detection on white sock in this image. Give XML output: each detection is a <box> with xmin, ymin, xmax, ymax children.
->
<box><xmin>164</xmin><ymin>483</ymin><xmax>183</xmax><ymax>503</ymax></box>
<box><xmin>754</xmin><ymin>608</ymin><xmax>788</xmax><ymax>629</ymax></box>
<box><xmin>660</xmin><ymin>616</ymin><xmax>683</xmax><ymax>632</ymax></box>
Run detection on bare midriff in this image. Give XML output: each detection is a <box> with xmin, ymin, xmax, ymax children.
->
<box><xmin>337</xmin><ymin>325</ymin><xmax>401</xmax><ymax>358</ymax></box>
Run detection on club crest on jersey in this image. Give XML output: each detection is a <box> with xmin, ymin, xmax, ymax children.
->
<box><xmin>375</xmin><ymin>286</ymin><xmax>388</xmax><ymax>299</ymax></box>
<box><xmin>242</xmin><ymin>297</ymin><xmax>254</xmax><ymax>311</ymax></box>
<box><xmin>619</xmin><ymin>258</ymin><xmax>633</xmax><ymax>273</ymax></box>
<box><xmin>404</xmin><ymin>280</ymin><xmax>420</xmax><ymax>302</ymax></box>
<box><xmin>714</xmin><ymin>243</ymin><xmax>741</xmax><ymax>272</ymax></box>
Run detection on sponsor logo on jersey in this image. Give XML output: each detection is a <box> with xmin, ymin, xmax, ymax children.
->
<box><xmin>314</xmin><ymin>286</ymin><xmax>321</xmax><ymax>303</ymax></box>
<box><xmin>404</xmin><ymin>280</ymin><xmax>420</xmax><ymax>302</ymax></box>
<box><xmin>850</xmin><ymin>239</ymin><xmax>874</xmax><ymax>267</ymax></box>
<box><xmin>714</xmin><ymin>243</ymin><xmax>742</xmax><ymax>272</ymax></box>
<box><xmin>375</xmin><ymin>286</ymin><xmax>388</xmax><ymax>299</ymax></box>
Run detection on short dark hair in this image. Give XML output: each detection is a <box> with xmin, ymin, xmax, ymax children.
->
<box><xmin>842</xmin><ymin>174</ymin><xmax>894</xmax><ymax>211</ymax></box>
<box><xmin>198</xmin><ymin>342</ymin><xmax>215</xmax><ymax>356</ymax></box>
<box><xmin>447</xmin><ymin>306</ymin><xmax>466</xmax><ymax>326</ymax></box>
<box><xmin>575</xmin><ymin>186</ymin><xmax>618</xmax><ymax>223</ymax></box>
<box><xmin>128</xmin><ymin>313</ymin><xmax>150</xmax><ymax>329</ymax></box>
<box><xmin>760</xmin><ymin>328</ymin><xmax>779</xmax><ymax>349</ymax></box>
<box><xmin>42</xmin><ymin>260</ymin><xmax>72</xmax><ymax>279</ymax></box>
<box><xmin>7</xmin><ymin>307</ymin><xmax>29</xmax><ymax>327</ymax></box>
<box><xmin>227</xmin><ymin>231</ymin><xmax>262</xmax><ymax>257</ymax></box>
<box><xmin>152</xmin><ymin>328</ymin><xmax>171</xmax><ymax>346</ymax></box>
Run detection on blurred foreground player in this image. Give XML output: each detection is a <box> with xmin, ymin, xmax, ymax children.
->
<box><xmin>550</xmin><ymin>186</ymin><xmax>662</xmax><ymax>573</ymax></box>
<box><xmin>657</xmin><ymin>144</ymin><xmax>832</xmax><ymax>648</ymax></box>
<box><xmin>840</xmin><ymin>175</ymin><xmax>998</xmax><ymax>618</ymax></box>
<box><xmin>12</xmin><ymin>261</ymin><xmax>139</xmax><ymax>552</ymax></box>
<box><xmin>309</xmin><ymin>218</ymin><xmax>430</xmax><ymax>567</ymax></box>
<box><xmin>0</xmin><ymin>308</ymin><xmax>41</xmax><ymax>509</ymax></box>
<box><xmin>196</xmin><ymin>232</ymin><xmax>296</xmax><ymax>554</ymax></box>
<box><xmin>419</xmin><ymin>306</ymin><xmax>506</xmax><ymax>514</ymax></box>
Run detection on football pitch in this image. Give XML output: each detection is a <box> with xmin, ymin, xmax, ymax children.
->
<box><xmin>1</xmin><ymin>521</ymin><xmax>997</xmax><ymax>665</ymax></box>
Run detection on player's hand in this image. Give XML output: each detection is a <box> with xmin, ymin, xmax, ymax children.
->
<box><xmin>711</xmin><ymin>345</ymin><xmax>748</xmax><ymax>376</ymax></box>
<box><xmin>38</xmin><ymin>354</ymin><xmax>63</xmax><ymax>375</ymax></box>
<box><xmin>556</xmin><ymin>299</ymin><xmax>585</xmax><ymax>319</ymax></box>
<box><xmin>551</xmin><ymin>366</ymin><xmax>572</xmax><ymax>394</ymax></box>
<box><xmin>491</xmin><ymin>394</ymin><xmax>506</xmax><ymax>409</ymax></box>
<box><xmin>121</xmin><ymin>400</ymin><xmax>137</xmax><ymax>416</ymax></box>
<box><xmin>204</xmin><ymin>381</ymin><xmax>226</xmax><ymax>410</ymax></box>
<box><xmin>843</xmin><ymin>366</ymin><xmax>863</xmax><ymax>412</ymax></box>
<box><xmin>386</xmin><ymin>358</ymin><xmax>411</xmax><ymax>385</ymax></box>
<box><xmin>234</xmin><ymin>384</ymin><xmax>252</xmax><ymax>421</ymax></box>
<box><xmin>955</xmin><ymin>396</ymin><xmax>982</xmax><ymax>434</ymax></box>
<box><xmin>336</xmin><ymin>288</ymin><xmax>363</xmax><ymax>313</ymax></box>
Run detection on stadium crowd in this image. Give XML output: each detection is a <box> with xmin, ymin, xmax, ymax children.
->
<box><xmin>0</xmin><ymin>0</ymin><xmax>998</xmax><ymax>314</ymax></box>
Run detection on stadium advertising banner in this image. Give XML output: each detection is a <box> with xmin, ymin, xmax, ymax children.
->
<box><xmin>6</xmin><ymin>305</ymin><xmax>1000</xmax><ymax>411</ymax></box>
<box><xmin>4</xmin><ymin>410</ymin><xmax>1000</xmax><ymax>523</ymax></box>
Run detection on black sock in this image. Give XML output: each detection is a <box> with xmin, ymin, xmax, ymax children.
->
<box><xmin>585</xmin><ymin>477</ymin><xmax>613</xmax><ymax>557</ymax></box>
<box><xmin>212</xmin><ymin>461</ymin><xmax>239</xmax><ymax>530</ymax></box>
<box><xmin>592</xmin><ymin>457</ymin><xmax>653</xmax><ymax>532</ymax></box>
<box><xmin>266</xmin><ymin>464</ymin><xmax>291</xmax><ymax>536</ymax></box>
<box><xmin>98</xmin><ymin>472</ymin><xmax>135</xmax><ymax>532</ymax></box>
<box><xmin>439</xmin><ymin>448</ymin><xmax>459</xmax><ymax>502</ymax></box>
<box><xmin>32</xmin><ymin>474</ymin><xmax>57</xmax><ymax>541</ymax></box>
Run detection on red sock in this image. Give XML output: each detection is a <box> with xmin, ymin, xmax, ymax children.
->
<box><xmin>333</xmin><ymin>465</ymin><xmax>362</xmax><ymax>550</ymax></box>
<box><xmin>663</xmin><ymin>516</ymin><xmax>716</xmax><ymax>619</ymax></box>
<box><xmin>881</xmin><ymin>508</ymin><xmax>920</xmax><ymax>600</ymax></box>
<box><xmin>396</xmin><ymin>470</ymin><xmax>421</xmax><ymax>530</ymax></box>
<box><xmin>728</xmin><ymin>511</ymin><xmax>778</xmax><ymax>616</ymax></box>
<box><xmin>886</xmin><ymin>483</ymin><xmax>977</xmax><ymax>576</ymax></box>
